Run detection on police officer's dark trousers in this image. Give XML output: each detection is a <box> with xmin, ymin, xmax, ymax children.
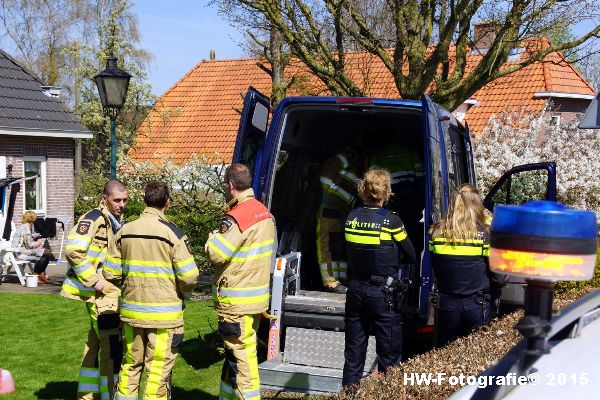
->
<box><xmin>342</xmin><ymin>280</ymin><xmax>402</xmax><ymax>387</ymax></box>
<box><xmin>435</xmin><ymin>293</ymin><xmax>491</xmax><ymax>347</ymax></box>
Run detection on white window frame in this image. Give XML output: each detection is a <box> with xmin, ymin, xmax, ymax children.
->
<box><xmin>23</xmin><ymin>156</ymin><xmax>47</xmax><ymax>215</ymax></box>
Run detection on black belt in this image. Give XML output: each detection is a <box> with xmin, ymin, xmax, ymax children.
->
<box><xmin>352</xmin><ymin>275</ymin><xmax>391</xmax><ymax>286</ymax></box>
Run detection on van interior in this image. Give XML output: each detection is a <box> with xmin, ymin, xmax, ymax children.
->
<box><xmin>267</xmin><ymin>104</ymin><xmax>426</xmax><ymax>298</ymax></box>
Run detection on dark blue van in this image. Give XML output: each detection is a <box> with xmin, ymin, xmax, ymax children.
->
<box><xmin>232</xmin><ymin>87</ymin><xmax>557</xmax><ymax>393</ymax></box>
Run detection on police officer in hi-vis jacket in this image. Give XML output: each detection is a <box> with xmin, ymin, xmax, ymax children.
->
<box><xmin>429</xmin><ymin>184</ymin><xmax>495</xmax><ymax>347</ymax></box>
<box><xmin>205</xmin><ymin>163</ymin><xmax>277</xmax><ymax>400</ymax></box>
<box><xmin>61</xmin><ymin>179</ymin><xmax>127</xmax><ymax>400</ymax></box>
<box><xmin>103</xmin><ymin>181</ymin><xmax>199</xmax><ymax>400</ymax></box>
<box><xmin>342</xmin><ymin>168</ymin><xmax>416</xmax><ymax>388</ymax></box>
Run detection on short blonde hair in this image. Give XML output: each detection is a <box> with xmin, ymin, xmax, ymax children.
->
<box><xmin>22</xmin><ymin>211</ymin><xmax>37</xmax><ymax>224</ymax></box>
<box><xmin>358</xmin><ymin>168</ymin><xmax>392</xmax><ymax>205</ymax></box>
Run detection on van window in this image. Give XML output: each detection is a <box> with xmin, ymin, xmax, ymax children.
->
<box><xmin>429</xmin><ymin>134</ymin><xmax>444</xmax><ymax>223</ymax></box>
<box><xmin>447</xmin><ymin>124</ymin><xmax>470</xmax><ymax>188</ymax></box>
<box><xmin>490</xmin><ymin>169</ymin><xmax>550</xmax><ymax>206</ymax></box>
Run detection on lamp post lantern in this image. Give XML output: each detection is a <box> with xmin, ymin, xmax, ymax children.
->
<box><xmin>94</xmin><ymin>56</ymin><xmax>132</xmax><ymax>179</ymax></box>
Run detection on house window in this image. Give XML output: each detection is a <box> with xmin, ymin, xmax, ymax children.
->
<box><xmin>23</xmin><ymin>156</ymin><xmax>46</xmax><ymax>213</ymax></box>
<box><xmin>550</xmin><ymin>115</ymin><xmax>561</xmax><ymax>127</ymax></box>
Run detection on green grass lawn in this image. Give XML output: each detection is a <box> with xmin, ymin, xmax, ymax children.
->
<box><xmin>0</xmin><ymin>293</ymin><xmax>223</xmax><ymax>399</ymax></box>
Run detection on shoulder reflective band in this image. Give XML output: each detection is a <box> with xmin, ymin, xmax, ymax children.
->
<box><xmin>340</xmin><ymin>169</ymin><xmax>359</xmax><ymax>184</ymax></box>
<box><xmin>66</xmin><ymin>235</ymin><xmax>91</xmax><ymax>251</ymax></box>
<box><xmin>429</xmin><ymin>238</ymin><xmax>487</xmax><ymax>256</ymax></box>
<box><xmin>336</xmin><ymin>154</ymin><xmax>349</xmax><ymax>169</ymax></box>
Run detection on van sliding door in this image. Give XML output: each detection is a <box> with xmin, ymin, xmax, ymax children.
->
<box><xmin>232</xmin><ymin>87</ymin><xmax>271</xmax><ymax>195</ymax></box>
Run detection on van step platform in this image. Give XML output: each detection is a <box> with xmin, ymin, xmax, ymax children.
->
<box><xmin>284</xmin><ymin>290</ymin><xmax>346</xmax><ymax>315</ymax></box>
<box><xmin>259</xmin><ymin>328</ymin><xmax>377</xmax><ymax>394</ymax></box>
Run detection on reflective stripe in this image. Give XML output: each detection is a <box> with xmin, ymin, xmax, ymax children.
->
<box><xmin>207</xmin><ymin>234</ymin><xmax>236</xmax><ymax>261</ymax></box>
<box><xmin>87</xmin><ymin>245</ymin><xmax>106</xmax><ymax>262</ymax></box>
<box><xmin>126</xmin><ymin>263</ymin><xmax>175</xmax><ymax>278</ymax></box>
<box><xmin>336</xmin><ymin>154</ymin><xmax>349</xmax><ymax>168</ymax></box>
<box><xmin>144</xmin><ymin>328</ymin><xmax>169</xmax><ymax>398</ymax></box>
<box><xmin>345</xmin><ymin>233</ymin><xmax>379</xmax><ymax>245</ymax></box>
<box><xmin>73</xmin><ymin>260</ymin><xmax>95</xmax><ymax>279</ymax></box>
<box><xmin>78</xmin><ymin>383</ymin><xmax>100</xmax><ymax>393</ymax></box>
<box><xmin>100</xmin><ymin>376</ymin><xmax>109</xmax><ymax>400</ymax></box>
<box><xmin>120</xmin><ymin>299</ymin><xmax>183</xmax><ymax>321</ymax></box>
<box><xmin>174</xmin><ymin>257</ymin><xmax>197</xmax><ymax>277</ymax></box>
<box><xmin>430</xmin><ymin>243</ymin><xmax>487</xmax><ymax>256</ymax></box>
<box><xmin>320</xmin><ymin>177</ymin><xmax>354</xmax><ymax>204</ymax></box>
<box><xmin>241</xmin><ymin>389</ymin><xmax>261</xmax><ymax>400</ymax></box>
<box><xmin>79</xmin><ymin>368</ymin><xmax>100</xmax><ymax>378</ymax></box>
<box><xmin>104</xmin><ymin>254</ymin><xmax>122</xmax><ymax>274</ymax></box>
<box><xmin>66</xmin><ymin>237</ymin><xmax>90</xmax><ymax>250</ymax></box>
<box><xmin>393</xmin><ymin>231</ymin><xmax>408</xmax><ymax>241</ymax></box>
<box><xmin>340</xmin><ymin>169</ymin><xmax>359</xmax><ymax>184</ymax></box>
<box><xmin>208</xmin><ymin>236</ymin><xmax>273</xmax><ymax>263</ymax></box>
<box><xmin>62</xmin><ymin>275</ymin><xmax>95</xmax><ymax>297</ymax></box>
<box><xmin>381</xmin><ymin>226</ymin><xmax>403</xmax><ymax>233</ymax></box>
<box><xmin>118</xmin><ymin>324</ymin><xmax>134</xmax><ymax>397</ymax></box>
<box><xmin>219</xmin><ymin>382</ymin><xmax>234</xmax><ymax>394</ymax></box>
<box><xmin>232</xmin><ymin>241</ymin><xmax>273</xmax><ymax>262</ymax></box>
<box><xmin>213</xmin><ymin>285</ymin><xmax>270</xmax><ymax>305</ymax></box>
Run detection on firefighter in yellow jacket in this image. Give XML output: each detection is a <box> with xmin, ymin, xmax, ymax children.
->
<box><xmin>61</xmin><ymin>179</ymin><xmax>128</xmax><ymax>400</ymax></box>
<box><xmin>205</xmin><ymin>163</ymin><xmax>277</xmax><ymax>400</ymax></box>
<box><xmin>103</xmin><ymin>181</ymin><xmax>199</xmax><ymax>400</ymax></box>
<box><xmin>317</xmin><ymin>147</ymin><xmax>367</xmax><ymax>293</ymax></box>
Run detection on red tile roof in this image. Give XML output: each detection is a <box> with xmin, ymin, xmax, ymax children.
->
<box><xmin>130</xmin><ymin>44</ymin><xmax>594</xmax><ymax>163</ymax></box>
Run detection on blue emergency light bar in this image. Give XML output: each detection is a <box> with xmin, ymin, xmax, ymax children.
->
<box><xmin>489</xmin><ymin>201</ymin><xmax>597</xmax><ymax>281</ymax></box>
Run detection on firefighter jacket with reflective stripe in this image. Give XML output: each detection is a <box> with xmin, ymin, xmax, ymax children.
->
<box><xmin>370</xmin><ymin>145</ymin><xmax>424</xmax><ymax>185</ymax></box>
<box><xmin>320</xmin><ymin>152</ymin><xmax>364</xmax><ymax>209</ymax></box>
<box><xmin>103</xmin><ymin>207</ymin><xmax>199</xmax><ymax>329</ymax></box>
<box><xmin>344</xmin><ymin>207</ymin><xmax>414</xmax><ymax>280</ymax></box>
<box><xmin>61</xmin><ymin>205</ymin><xmax>118</xmax><ymax>302</ymax></box>
<box><xmin>205</xmin><ymin>189</ymin><xmax>277</xmax><ymax>316</ymax></box>
<box><xmin>429</xmin><ymin>227</ymin><xmax>491</xmax><ymax>295</ymax></box>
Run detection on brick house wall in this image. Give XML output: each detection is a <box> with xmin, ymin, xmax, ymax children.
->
<box><xmin>1</xmin><ymin>135</ymin><xmax>75</xmax><ymax>256</ymax></box>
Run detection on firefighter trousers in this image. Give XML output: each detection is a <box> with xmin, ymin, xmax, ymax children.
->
<box><xmin>78</xmin><ymin>302</ymin><xmax>121</xmax><ymax>400</ymax></box>
<box><xmin>316</xmin><ymin>207</ymin><xmax>347</xmax><ymax>286</ymax></box>
<box><xmin>115</xmin><ymin>323</ymin><xmax>183</xmax><ymax>400</ymax></box>
<box><xmin>218</xmin><ymin>313</ymin><xmax>261</xmax><ymax>400</ymax></box>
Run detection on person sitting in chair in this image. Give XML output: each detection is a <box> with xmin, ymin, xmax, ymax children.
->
<box><xmin>12</xmin><ymin>211</ymin><xmax>53</xmax><ymax>283</ymax></box>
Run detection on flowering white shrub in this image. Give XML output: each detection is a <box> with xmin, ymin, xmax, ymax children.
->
<box><xmin>473</xmin><ymin>110</ymin><xmax>600</xmax><ymax>216</ymax></box>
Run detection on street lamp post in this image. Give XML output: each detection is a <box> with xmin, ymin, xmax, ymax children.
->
<box><xmin>94</xmin><ymin>56</ymin><xmax>132</xmax><ymax>179</ymax></box>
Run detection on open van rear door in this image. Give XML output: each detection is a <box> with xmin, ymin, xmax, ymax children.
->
<box><xmin>483</xmin><ymin>162</ymin><xmax>557</xmax><ymax>210</ymax></box>
<box><xmin>232</xmin><ymin>87</ymin><xmax>271</xmax><ymax>194</ymax></box>
<box><xmin>483</xmin><ymin>162</ymin><xmax>557</xmax><ymax>306</ymax></box>
<box><xmin>419</xmin><ymin>95</ymin><xmax>447</xmax><ymax>318</ymax></box>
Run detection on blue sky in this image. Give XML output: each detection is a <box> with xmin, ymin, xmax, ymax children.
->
<box><xmin>132</xmin><ymin>1</ymin><xmax>244</xmax><ymax>96</ymax></box>
<box><xmin>132</xmin><ymin>1</ymin><xmax>598</xmax><ymax>97</ymax></box>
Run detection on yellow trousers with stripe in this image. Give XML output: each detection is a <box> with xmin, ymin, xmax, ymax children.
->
<box><xmin>78</xmin><ymin>303</ymin><xmax>120</xmax><ymax>400</ymax></box>
<box><xmin>116</xmin><ymin>323</ymin><xmax>183</xmax><ymax>400</ymax></box>
<box><xmin>218</xmin><ymin>314</ymin><xmax>261</xmax><ymax>400</ymax></box>
<box><xmin>316</xmin><ymin>210</ymin><xmax>347</xmax><ymax>286</ymax></box>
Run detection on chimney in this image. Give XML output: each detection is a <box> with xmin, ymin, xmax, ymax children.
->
<box><xmin>209</xmin><ymin>49</ymin><xmax>216</xmax><ymax>60</ymax></box>
<box><xmin>472</xmin><ymin>22</ymin><xmax>500</xmax><ymax>53</ymax></box>
<box><xmin>40</xmin><ymin>85</ymin><xmax>61</xmax><ymax>98</ymax></box>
